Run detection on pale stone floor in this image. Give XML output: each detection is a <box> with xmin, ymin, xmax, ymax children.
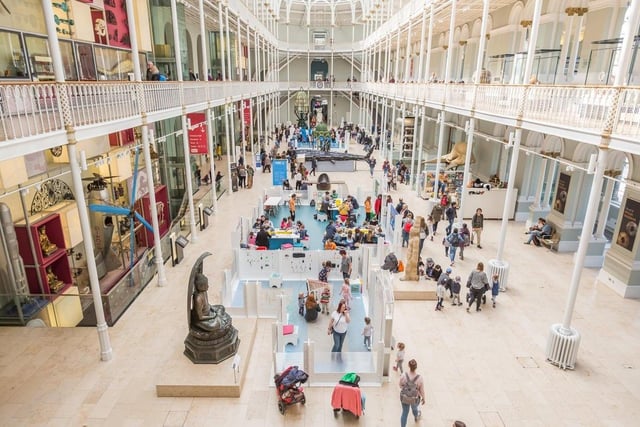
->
<box><xmin>1</xmin><ymin>142</ymin><xmax>640</xmax><ymax>427</ymax></box>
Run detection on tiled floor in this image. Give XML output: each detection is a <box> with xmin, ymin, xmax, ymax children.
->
<box><xmin>1</xmin><ymin>141</ymin><xmax>639</xmax><ymax>427</ymax></box>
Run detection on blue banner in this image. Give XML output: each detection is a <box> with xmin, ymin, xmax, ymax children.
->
<box><xmin>272</xmin><ymin>159</ymin><xmax>289</xmax><ymax>186</ymax></box>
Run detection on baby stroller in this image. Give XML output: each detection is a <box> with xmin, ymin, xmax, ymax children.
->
<box><xmin>275</xmin><ymin>365</ymin><xmax>309</xmax><ymax>414</ymax></box>
<box><xmin>332</xmin><ymin>372</ymin><xmax>364</xmax><ymax>419</ymax></box>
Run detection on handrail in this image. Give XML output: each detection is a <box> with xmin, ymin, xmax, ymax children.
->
<box><xmin>1</xmin><ymin>80</ymin><xmax>639</xmax><ymax>157</ymax></box>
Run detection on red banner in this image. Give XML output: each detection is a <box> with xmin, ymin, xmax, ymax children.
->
<box><xmin>91</xmin><ymin>10</ymin><xmax>108</xmax><ymax>45</ymax></box>
<box><xmin>105</xmin><ymin>0</ymin><xmax>131</xmax><ymax>48</ymax></box>
<box><xmin>243</xmin><ymin>100</ymin><xmax>251</xmax><ymax>127</ymax></box>
<box><xmin>187</xmin><ymin>113</ymin><xmax>208</xmax><ymax>154</ymax></box>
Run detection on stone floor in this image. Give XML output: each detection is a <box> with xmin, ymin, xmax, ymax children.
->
<box><xmin>0</xmin><ymin>141</ymin><xmax>639</xmax><ymax>427</ymax></box>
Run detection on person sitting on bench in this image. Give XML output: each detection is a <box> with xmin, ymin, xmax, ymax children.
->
<box><xmin>525</xmin><ymin>218</ymin><xmax>552</xmax><ymax>246</ymax></box>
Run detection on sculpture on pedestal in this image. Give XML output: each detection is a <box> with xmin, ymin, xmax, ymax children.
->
<box><xmin>184</xmin><ymin>252</ymin><xmax>240</xmax><ymax>364</ymax></box>
<box><xmin>39</xmin><ymin>226</ymin><xmax>58</xmax><ymax>256</ymax></box>
<box><xmin>46</xmin><ymin>266</ymin><xmax>64</xmax><ymax>293</ymax></box>
<box><xmin>401</xmin><ymin>217</ymin><xmax>422</xmax><ymax>281</ymax></box>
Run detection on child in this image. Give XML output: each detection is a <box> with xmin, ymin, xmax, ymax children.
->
<box><xmin>340</xmin><ymin>278</ymin><xmax>352</xmax><ymax>309</ymax></box>
<box><xmin>427</xmin><ymin>215</ymin><xmax>434</xmax><ymax>241</ymax></box>
<box><xmin>362</xmin><ymin>317</ymin><xmax>373</xmax><ymax>351</ymax></box>
<box><xmin>298</xmin><ymin>292</ymin><xmax>305</xmax><ymax>316</ymax></box>
<box><xmin>452</xmin><ymin>275</ymin><xmax>462</xmax><ymax>306</ymax></box>
<box><xmin>491</xmin><ymin>274</ymin><xmax>500</xmax><ymax>308</ymax></box>
<box><xmin>425</xmin><ymin>257</ymin><xmax>435</xmax><ymax>279</ymax></box>
<box><xmin>320</xmin><ymin>286</ymin><xmax>331</xmax><ymax>314</ymax></box>
<box><xmin>417</xmin><ymin>257</ymin><xmax>425</xmax><ymax>277</ymax></box>
<box><xmin>393</xmin><ymin>342</ymin><xmax>405</xmax><ymax>373</ymax></box>
<box><xmin>435</xmin><ymin>277</ymin><xmax>445</xmax><ymax>311</ymax></box>
<box><xmin>432</xmin><ymin>264</ymin><xmax>443</xmax><ymax>282</ymax></box>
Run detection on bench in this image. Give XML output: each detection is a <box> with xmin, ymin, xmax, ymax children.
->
<box><xmin>539</xmin><ymin>229</ymin><xmax>559</xmax><ymax>251</ymax></box>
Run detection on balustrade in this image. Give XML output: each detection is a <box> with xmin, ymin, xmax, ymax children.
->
<box><xmin>0</xmin><ymin>80</ymin><xmax>638</xmax><ymax>155</ymax></box>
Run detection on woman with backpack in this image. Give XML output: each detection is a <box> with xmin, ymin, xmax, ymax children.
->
<box><xmin>399</xmin><ymin>359</ymin><xmax>425</xmax><ymax>426</ymax></box>
<box><xmin>445</xmin><ymin>228</ymin><xmax>461</xmax><ymax>266</ymax></box>
<box><xmin>401</xmin><ymin>213</ymin><xmax>414</xmax><ymax>247</ymax></box>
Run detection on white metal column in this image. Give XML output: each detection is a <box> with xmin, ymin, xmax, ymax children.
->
<box><xmin>42</xmin><ymin>0</ymin><xmax>112</xmax><ymax>360</ymax></box>
<box><xmin>126</xmin><ymin>0</ymin><xmax>166</xmax><ymax>287</ymax></box>
<box><xmin>546</xmin><ymin>148</ymin><xmax>607</xmax><ymax>369</ymax></box>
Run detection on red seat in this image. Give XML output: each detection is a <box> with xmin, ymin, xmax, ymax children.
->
<box><xmin>282</xmin><ymin>324</ymin><xmax>294</xmax><ymax>335</ymax></box>
<box><xmin>256</xmin><ymin>246</ymin><xmax>268</xmax><ymax>251</ymax></box>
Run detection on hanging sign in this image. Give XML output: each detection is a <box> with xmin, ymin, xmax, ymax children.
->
<box><xmin>187</xmin><ymin>113</ymin><xmax>209</xmax><ymax>154</ymax></box>
<box><xmin>272</xmin><ymin>159</ymin><xmax>289</xmax><ymax>187</ymax></box>
<box><xmin>243</xmin><ymin>100</ymin><xmax>251</xmax><ymax>127</ymax></box>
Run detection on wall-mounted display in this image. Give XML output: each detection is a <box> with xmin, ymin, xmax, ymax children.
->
<box><xmin>554</xmin><ymin>173</ymin><xmax>570</xmax><ymax>214</ymax></box>
<box><xmin>616</xmin><ymin>197</ymin><xmax>640</xmax><ymax>252</ymax></box>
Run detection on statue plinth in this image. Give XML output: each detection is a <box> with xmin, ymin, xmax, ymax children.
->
<box><xmin>184</xmin><ymin>253</ymin><xmax>240</xmax><ymax>364</ymax></box>
<box><xmin>184</xmin><ymin>319</ymin><xmax>240</xmax><ymax>364</ymax></box>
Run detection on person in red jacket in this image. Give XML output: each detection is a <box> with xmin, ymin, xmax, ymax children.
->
<box><xmin>374</xmin><ymin>194</ymin><xmax>382</xmax><ymax>220</ymax></box>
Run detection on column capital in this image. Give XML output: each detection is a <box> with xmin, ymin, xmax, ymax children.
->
<box><xmin>520</xmin><ymin>20</ymin><xmax>532</xmax><ymax>28</ymax></box>
<box><xmin>566</xmin><ymin>7</ymin><xmax>588</xmax><ymax>16</ymax></box>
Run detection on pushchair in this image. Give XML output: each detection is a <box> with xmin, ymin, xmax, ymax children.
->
<box><xmin>274</xmin><ymin>365</ymin><xmax>309</xmax><ymax>414</ymax></box>
<box><xmin>331</xmin><ymin>372</ymin><xmax>364</xmax><ymax>419</ymax></box>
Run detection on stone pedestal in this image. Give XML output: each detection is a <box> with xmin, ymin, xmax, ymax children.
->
<box><xmin>599</xmin><ymin>190</ymin><xmax>640</xmax><ymax>299</ymax></box>
<box><xmin>184</xmin><ymin>312</ymin><xmax>241</xmax><ymax>364</ymax></box>
<box><xmin>599</xmin><ymin>247</ymin><xmax>640</xmax><ymax>299</ymax></box>
<box><xmin>580</xmin><ymin>236</ymin><xmax>608</xmax><ymax>268</ymax></box>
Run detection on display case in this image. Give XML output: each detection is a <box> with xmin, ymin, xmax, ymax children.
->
<box><xmin>15</xmin><ymin>213</ymin><xmax>72</xmax><ymax>295</ymax></box>
<box><xmin>137</xmin><ymin>185</ymin><xmax>170</xmax><ymax>246</ymax></box>
<box><xmin>32</xmin><ymin>55</ymin><xmax>55</xmax><ymax>81</ymax></box>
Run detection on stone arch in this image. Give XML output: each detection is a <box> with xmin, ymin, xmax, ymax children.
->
<box><xmin>572</xmin><ymin>143</ymin><xmax>598</xmax><ymax>163</ymax></box>
<box><xmin>523</xmin><ymin>131</ymin><xmax>543</xmax><ymax>148</ymax></box>
<box><xmin>503</xmin><ymin>126</ymin><xmax>516</xmax><ymax>142</ymax></box>
<box><xmin>522</xmin><ymin>0</ymin><xmax>536</xmax><ymax>20</ymax></box>
<box><xmin>472</xmin><ymin>19</ymin><xmax>483</xmax><ymax>38</ymax></box>
<box><xmin>607</xmin><ymin>151</ymin><xmax>628</xmax><ymax>176</ymax></box>
<box><xmin>453</xmin><ymin>27</ymin><xmax>462</xmax><ymax>43</ymax></box>
<box><xmin>438</xmin><ymin>32</ymin><xmax>447</xmax><ymax>48</ymax></box>
<box><xmin>492</xmin><ymin>123</ymin><xmax>506</xmax><ymax>137</ymax></box>
<box><xmin>508</xmin><ymin>1</ymin><xmax>525</xmax><ymax>26</ymax></box>
<box><xmin>460</xmin><ymin>24</ymin><xmax>470</xmax><ymax>42</ymax></box>
<box><xmin>540</xmin><ymin>135</ymin><xmax>564</xmax><ymax>157</ymax></box>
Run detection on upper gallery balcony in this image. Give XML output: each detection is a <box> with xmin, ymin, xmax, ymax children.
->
<box><xmin>0</xmin><ymin>80</ymin><xmax>638</xmax><ymax>159</ymax></box>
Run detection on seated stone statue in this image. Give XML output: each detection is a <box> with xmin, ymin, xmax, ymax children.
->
<box><xmin>192</xmin><ymin>273</ymin><xmax>230</xmax><ymax>337</ymax></box>
<box><xmin>39</xmin><ymin>226</ymin><xmax>58</xmax><ymax>256</ymax></box>
<box><xmin>184</xmin><ymin>252</ymin><xmax>240</xmax><ymax>364</ymax></box>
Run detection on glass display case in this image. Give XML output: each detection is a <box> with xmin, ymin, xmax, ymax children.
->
<box><xmin>488</xmin><ymin>49</ymin><xmax>560</xmax><ymax>84</ymax></box>
<box><xmin>0</xmin><ymin>31</ymin><xmax>28</xmax><ymax>79</ymax></box>
<box><xmin>585</xmin><ymin>36</ymin><xmax>640</xmax><ymax>85</ymax></box>
<box><xmin>24</xmin><ymin>36</ymin><xmax>54</xmax><ymax>81</ymax></box>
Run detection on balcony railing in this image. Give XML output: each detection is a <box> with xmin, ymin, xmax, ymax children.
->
<box><xmin>1</xmin><ymin>80</ymin><xmax>638</xmax><ymax>154</ymax></box>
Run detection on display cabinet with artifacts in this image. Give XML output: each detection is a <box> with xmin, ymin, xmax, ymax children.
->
<box><xmin>31</xmin><ymin>55</ymin><xmax>55</xmax><ymax>81</ymax></box>
<box><xmin>14</xmin><ymin>212</ymin><xmax>72</xmax><ymax>295</ymax></box>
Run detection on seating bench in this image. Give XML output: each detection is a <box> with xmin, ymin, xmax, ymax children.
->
<box><xmin>539</xmin><ymin>229</ymin><xmax>559</xmax><ymax>251</ymax></box>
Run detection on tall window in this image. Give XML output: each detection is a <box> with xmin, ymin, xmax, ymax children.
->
<box><xmin>613</xmin><ymin>159</ymin><xmax>629</xmax><ymax>204</ymax></box>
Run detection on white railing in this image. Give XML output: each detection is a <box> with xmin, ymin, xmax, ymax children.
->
<box><xmin>614</xmin><ymin>88</ymin><xmax>640</xmax><ymax>138</ymax></box>
<box><xmin>66</xmin><ymin>82</ymin><xmax>140</xmax><ymax>126</ymax></box>
<box><xmin>143</xmin><ymin>82</ymin><xmax>182</xmax><ymax>113</ymax></box>
<box><xmin>0</xmin><ymin>83</ymin><xmax>64</xmax><ymax>140</ymax></box>
<box><xmin>2</xmin><ymin>80</ymin><xmax>640</xmax><ymax>152</ymax></box>
<box><xmin>522</xmin><ymin>85</ymin><xmax>615</xmax><ymax>134</ymax></box>
<box><xmin>474</xmin><ymin>84</ymin><xmax>524</xmax><ymax>120</ymax></box>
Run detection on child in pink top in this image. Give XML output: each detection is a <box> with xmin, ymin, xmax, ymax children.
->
<box><xmin>341</xmin><ymin>278</ymin><xmax>352</xmax><ymax>309</ymax></box>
